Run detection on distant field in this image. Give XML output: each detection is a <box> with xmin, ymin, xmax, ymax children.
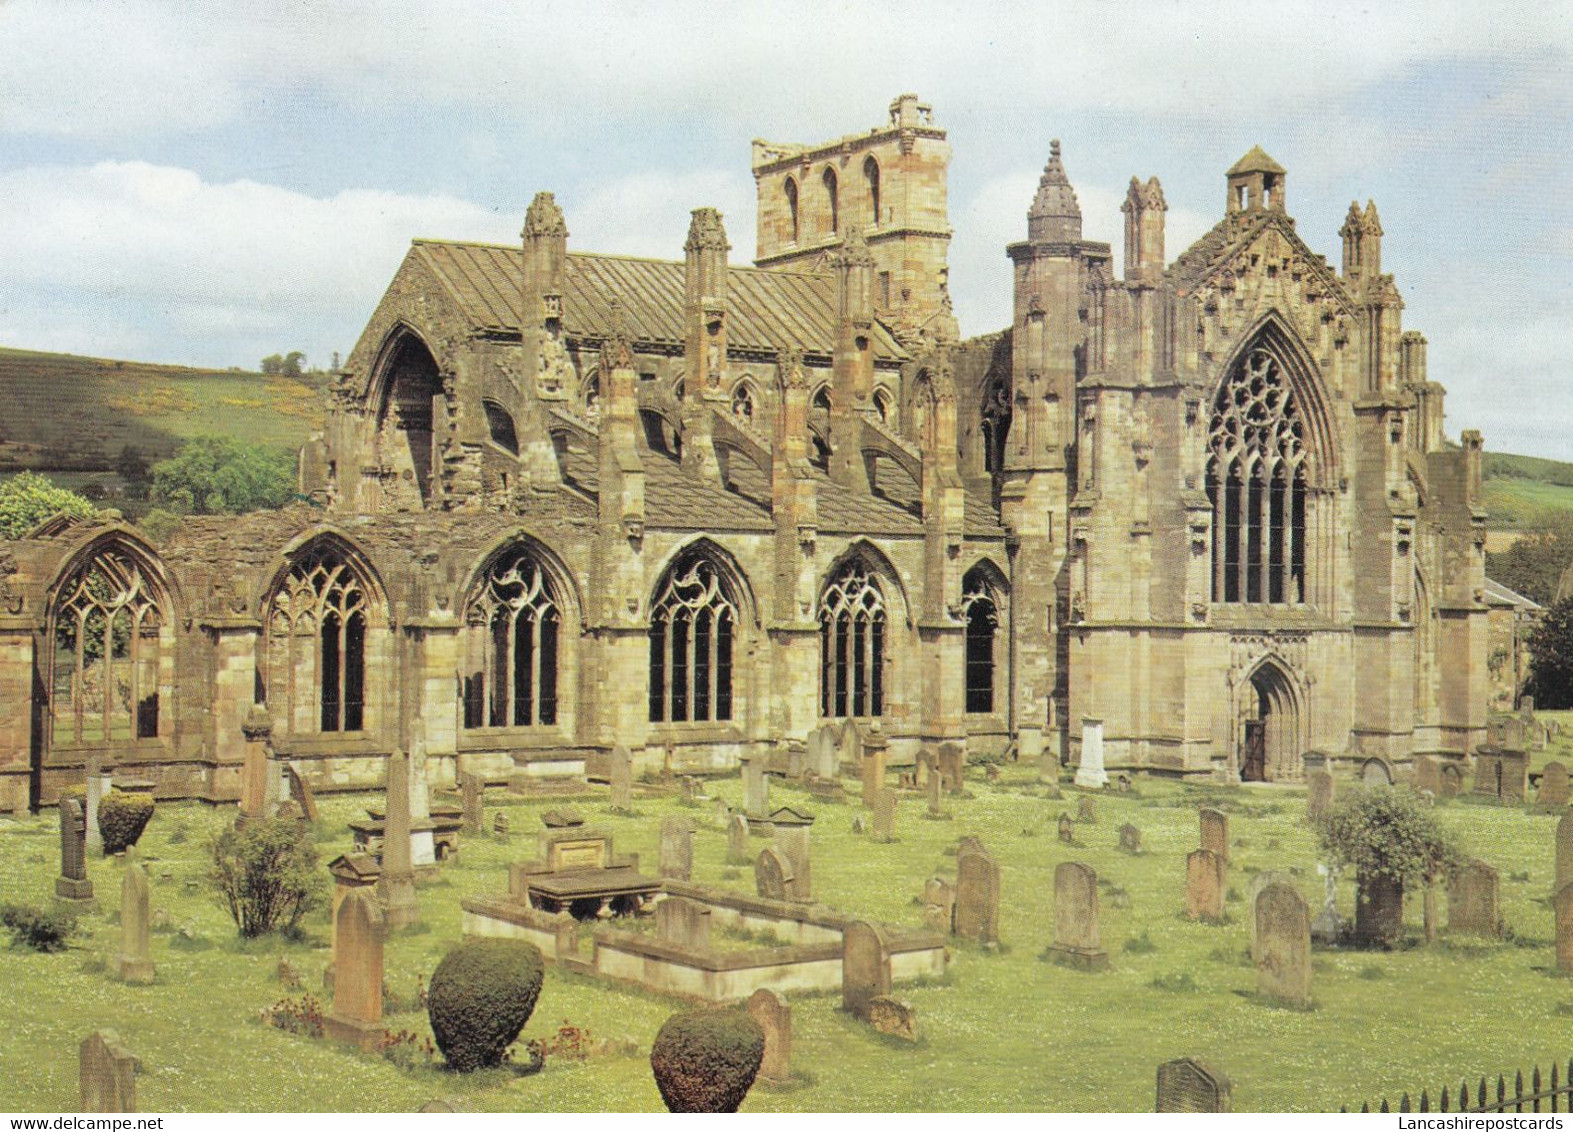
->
<box><xmin>1484</xmin><ymin>452</ymin><xmax>1573</xmax><ymax>529</ymax></box>
<box><xmin>0</xmin><ymin>346</ymin><xmax>323</xmax><ymax>481</ymax></box>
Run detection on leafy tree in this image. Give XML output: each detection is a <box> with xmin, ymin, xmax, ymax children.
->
<box><xmin>209</xmin><ymin>816</ymin><xmax>324</xmax><ymax>939</ymax></box>
<box><xmin>150</xmin><ymin>437</ymin><xmax>295</xmax><ymax>515</ymax></box>
<box><xmin>0</xmin><ymin>471</ymin><xmax>96</xmax><ymax>539</ymax></box>
<box><xmin>260</xmin><ymin>354</ymin><xmax>283</xmax><ymax>376</ymax></box>
<box><xmin>116</xmin><ymin>445</ymin><xmax>151</xmax><ymax>488</ymax></box>
<box><xmin>1527</xmin><ymin>596</ymin><xmax>1573</xmax><ymax>709</ymax></box>
<box><xmin>281</xmin><ymin>351</ymin><xmax>305</xmax><ymax>378</ymax></box>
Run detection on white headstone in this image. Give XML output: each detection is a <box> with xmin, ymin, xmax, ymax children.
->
<box><xmin>1074</xmin><ymin>718</ymin><xmax>1108</xmax><ymax>789</ymax></box>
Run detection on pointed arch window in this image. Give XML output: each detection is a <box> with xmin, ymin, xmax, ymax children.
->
<box><xmin>981</xmin><ymin>377</ymin><xmax>1011</xmax><ymax>473</ymax></box>
<box><xmin>820</xmin><ymin>561</ymin><xmax>886</xmax><ymax>719</ymax></box>
<box><xmin>266</xmin><ymin>542</ymin><xmax>374</xmax><ymax>733</ymax></box>
<box><xmin>962</xmin><ymin>567</ymin><xmax>1001</xmax><ymax>714</ymax></box>
<box><xmin>463</xmin><ymin>547</ymin><xmax>560</xmax><ymax>729</ymax></box>
<box><xmin>1206</xmin><ymin>347</ymin><xmax>1309</xmax><ymax>604</ymax></box>
<box><xmin>864</xmin><ymin>156</ymin><xmax>881</xmax><ymax>225</ymax></box>
<box><xmin>50</xmin><ymin>545</ymin><xmax>166</xmax><ymax>744</ymax></box>
<box><xmin>822</xmin><ymin>167</ymin><xmax>839</xmax><ymax>235</ymax></box>
<box><xmin>784</xmin><ymin>177</ymin><xmax>799</xmax><ymax>243</ymax></box>
<box><xmin>731</xmin><ymin>383</ymin><xmax>756</xmax><ymax>424</ymax></box>
<box><xmin>649</xmin><ymin>551</ymin><xmax>738</xmax><ymax>724</ymax></box>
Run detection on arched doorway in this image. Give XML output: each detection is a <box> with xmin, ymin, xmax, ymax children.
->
<box><xmin>1241</xmin><ymin>660</ymin><xmax>1299</xmax><ymax>782</ymax></box>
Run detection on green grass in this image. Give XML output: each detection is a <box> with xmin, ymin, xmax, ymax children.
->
<box><xmin>3</xmin><ymin>761</ymin><xmax>1573</xmax><ymax>1112</ymax></box>
<box><xmin>0</xmin><ymin>345</ymin><xmax>322</xmax><ymax>481</ymax></box>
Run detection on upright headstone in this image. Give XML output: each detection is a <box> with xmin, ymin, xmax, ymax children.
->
<box><xmin>922</xmin><ymin>876</ymin><xmax>956</xmax><ymax>934</ymax></box>
<box><xmin>1078</xmin><ymin>795</ymin><xmax>1098</xmax><ymax>825</ymax></box>
<box><xmin>1555</xmin><ymin>882</ymin><xmax>1573</xmax><ymax>974</ymax></box>
<box><xmin>1448</xmin><ymin>858</ymin><xmax>1502</xmax><ymax>937</ymax></box>
<box><xmin>1540</xmin><ymin>762</ymin><xmax>1571</xmax><ymax>812</ymax></box>
<box><xmin>769</xmin><ymin>807</ymin><xmax>815</xmax><ymax>902</ymax></box>
<box><xmin>84</xmin><ymin>752</ymin><xmax>109</xmax><ymax>855</ymax></box>
<box><xmin>1199</xmin><ymin>807</ymin><xmax>1229</xmax><ymax>862</ymax></box>
<box><xmin>742</xmin><ymin>756</ymin><xmax>769</xmax><ymax>819</ymax></box>
<box><xmin>939</xmin><ymin>741</ymin><xmax>966</xmax><ymax>794</ymax></box>
<box><xmin>659</xmin><ymin>816</ymin><xmax>696</xmax><ymax>882</ymax></box>
<box><xmin>284</xmin><ymin>762</ymin><xmax>318</xmax><ymax>823</ymax></box>
<box><xmin>112</xmin><ymin>857</ymin><xmax>155</xmax><ymax>985</ymax></box>
<box><xmin>459</xmin><ymin>772</ymin><xmax>483</xmax><ymax>835</ymax></box>
<box><xmin>609</xmin><ymin>745</ymin><xmax>633</xmax><ymax>810</ymax></box>
<box><xmin>1306</xmin><ymin>769</ymin><xmax>1335</xmax><ymax>823</ymax></box>
<box><xmin>727</xmin><ymin>813</ymin><xmax>750</xmax><ymax>863</ymax></box>
<box><xmin>1058</xmin><ymin>812</ymin><xmax>1075</xmax><ymax>844</ymax></box>
<box><xmin>746</xmin><ymin>988</ymin><xmax>792</xmax><ymax>1084</ymax></box>
<box><xmin>927</xmin><ymin>767</ymin><xmax>946</xmax><ymax>817</ymax></box>
<box><xmin>1155</xmin><ymin>1058</ymin><xmax>1232</xmax><ymax>1113</ymax></box>
<box><xmin>80</xmin><ymin>1030</ymin><xmax>138</xmax><ymax>1113</ymax></box>
<box><xmin>712</xmin><ymin>794</ymin><xmax>732</xmax><ymax>830</ymax></box>
<box><xmin>839</xmin><ymin>721</ymin><xmax>864</xmax><ymax>775</ymax></box>
<box><xmin>1118</xmin><ymin>824</ymin><xmax>1141</xmax><ymax>854</ymax></box>
<box><xmin>1354</xmin><ymin>871</ymin><xmax>1404</xmax><ymax>945</ymax></box>
<box><xmin>755</xmin><ymin>847</ymin><xmax>791</xmax><ymax>902</ymax></box>
<box><xmin>325</xmin><ymin>886</ymin><xmax>385</xmax><ymax>1050</ymax></box>
<box><xmin>378</xmin><ymin>749</ymin><xmax>419</xmax><ymax>929</ymax></box>
<box><xmin>1248</xmin><ymin>870</ymin><xmax>1296</xmax><ymax>960</ymax></box>
<box><xmin>1558</xmin><ymin>812</ymin><xmax>1573</xmax><ymax>894</ymax></box>
<box><xmin>1047</xmin><ymin>861</ymin><xmax>1108</xmax><ymax>970</ymax></box>
<box><xmin>1075</xmin><ymin>717</ymin><xmax>1108</xmax><ymax>789</ymax></box>
<box><xmin>841</xmin><ymin>921</ymin><xmax>891</xmax><ymax>1019</ymax></box>
<box><xmin>408</xmin><ymin>732</ymin><xmax>436</xmax><ymax>868</ymax></box>
<box><xmin>1439</xmin><ymin>763</ymin><xmax>1464</xmax><ymax>799</ymax></box>
<box><xmin>1254</xmin><ymin>882</ymin><xmax>1312</xmax><ymax>1006</ymax></box>
<box><xmin>56</xmin><ymin>798</ymin><xmax>93</xmax><ymax>904</ymax></box>
<box><xmin>1186</xmin><ymin>849</ymin><xmax>1225</xmax><ymax>922</ymax></box>
<box><xmin>861</xmin><ymin>742</ymin><xmax>887</xmax><ymax>807</ymax></box>
<box><xmin>655</xmin><ymin>896</ymin><xmax>711</xmax><ymax>950</ymax></box>
<box><xmin>871</xmin><ymin>787</ymin><xmax>897</xmax><ymax>842</ymax></box>
<box><xmin>1413</xmin><ymin>756</ymin><xmax>1441</xmax><ymax>797</ymax></box>
<box><xmin>239</xmin><ymin>706</ymin><xmax>275</xmax><ymax>822</ymax></box>
<box><xmin>954</xmin><ymin>844</ymin><xmax>1001</xmax><ymax>944</ymax></box>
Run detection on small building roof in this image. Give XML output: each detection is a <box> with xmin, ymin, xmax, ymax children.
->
<box><xmin>1484</xmin><ymin>576</ymin><xmax>1543</xmax><ymax>611</ymax></box>
<box><xmin>1227</xmin><ymin>146</ymin><xmax>1287</xmax><ymax>176</ymax></box>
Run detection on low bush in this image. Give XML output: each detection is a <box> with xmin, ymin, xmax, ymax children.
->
<box><xmin>427</xmin><ymin>939</ymin><xmax>544</xmax><ymax>1072</ymax></box>
<box><xmin>99</xmin><ymin>792</ymin><xmax>155</xmax><ymax>854</ymax></box>
<box><xmin>649</xmin><ymin>1008</ymin><xmax>765</xmax><ymax>1113</ymax></box>
<box><xmin>209</xmin><ymin>816</ymin><xmax>324</xmax><ymax>938</ymax></box>
<box><xmin>1</xmin><ymin>902</ymin><xmax>78</xmax><ymax>952</ymax></box>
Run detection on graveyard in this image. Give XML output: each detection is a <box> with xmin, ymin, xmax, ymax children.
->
<box><xmin>8</xmin><ymin>721</ymin><xmax>1573</xmax><ymax>1113</ymax></box>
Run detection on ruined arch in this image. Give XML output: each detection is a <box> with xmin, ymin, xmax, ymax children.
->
<box><xmin>368</xmin><ymin>325</ymin><xmax>444</xmax><ymax>508</ymax></box>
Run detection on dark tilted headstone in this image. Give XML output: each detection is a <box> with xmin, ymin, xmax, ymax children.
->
<box><xmin>1156</xmin><ymin>1058</ymin><xmax>1232</xmax><ymax>1113</ymax></box>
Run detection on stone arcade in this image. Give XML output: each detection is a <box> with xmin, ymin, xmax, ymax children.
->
<box><xmin>0</xmin><ymin>95</ymin><xmax>1493</xmax><ymax>811</ymax></box>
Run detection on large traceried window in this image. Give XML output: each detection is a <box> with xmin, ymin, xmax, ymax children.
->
<box><xmin>266</xmin><ymin>542</ymin><xmax>372</xmax><ymax>733</ymax></box>
<box><xmin>51</xmin><ymin>545</ymin><xmax>165</xmax><ymax>744</ymax></box>
<box><xmin>463</xmin><ymin>546</ymin><xmax>560</xmax><ymax>729</ymax></box>
<box><xmin>962</xmin><ymin>566</ymin><xmax>1001</xmax><ymax>714</ymax></box>
<box><xmin>1206</xmin><ymin>346</ymin><xmax>1309</xmax><ymax>604</ymax></box>
<box><xmin>820</xmin><ymin>561</ymin><xmax>887</xmax><ymax>719</ymax></box>
<box><xmin>649</xmin><ymin>551</ymin><xmax>737</xmax><ymax>724</ymax></box>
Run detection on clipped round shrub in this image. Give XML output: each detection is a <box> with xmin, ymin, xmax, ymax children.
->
<box><xmin>99</xmin><ymin>792</ymin><xmax>154</xmax><ymax>854</ymax></box>
<box><xmin>649</xmin><ymin>1007</ymin><xmax>765</xmax><ymax>1113</ymax></box>
<box><xmin>427</xmin><ymin>938</ymin><xmax>544</xmax><ymax>1072</ymax></box>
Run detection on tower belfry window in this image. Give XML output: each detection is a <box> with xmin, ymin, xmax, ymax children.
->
<box><xmin>823</xmin><ymin>167</ymin><xmax>839</xmax><ymax>235</ymax></box>
<box><xmin>784</xmin><ymin>177</ymin><xmax>799</xmax><ymax>243</ymax></box>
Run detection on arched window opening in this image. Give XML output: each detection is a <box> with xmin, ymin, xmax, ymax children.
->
<box><xmin>784</xmin><ymin>177</ymin><xmax>799</xmax><ymax>243</ymax></box>
<box><xmin>822</xmin><ymin>167</ymin><xmax>839</xmax><ymax>235</ymax></box>
<box><xmin>873</xmin><ymin>387</ymin><xmax>892</xmax><ymax>423</ymax></box>
<box><xmin>51</xmin><ymin>545</ymin><xmax>165</xmax><ymax>744</ymax></box>
<box><xmin>731</xmin><ymin>383</ymin><xmax>756</xmax><ymax>424</ymax></box>
<box><xmin>863</xmin><ymin>156</ymin><xmax>881</xmax><ymax>225</ymax></box>
<box><xmin>649</xmin><ymin>551</ymin><xmax>738</xmax><ymax>724</ymax></box>
<box><xmin>1206</xmin><ymin>346</ymin><xmax>1309</xmax><ymax>605</ymax></box>
<box><xmin>911</xmin><ymin>375</ymin><xmax>935</xmax><ymax>450</ymax></box>
<box><xmin>961</xmin><ymin>568</ymin><xmax>1000</xmax><ymax>714</ymax></box>
<box><xmin>810</xmin><ymin>433</ymin><xmax>831</xmax><ymax>469</ymax></box>
<box><xmin>483</xmin><ymin>400</ymin><xmax>518</xmax><ymax>455</ymax></box>
<box><xmin>377</xmin><ymin>334</ymin><xmax>442</xmax><ymax>506</ymax></box>
<box><xmin>981</xmin><ymin>377</ymin><xmax>1012</xmax><ymax>473</ymax></box>
<box><xmin>811</xmin><ymin>386</ymin><xmax>831</xmax><ymax>413</ymax></box>
<box><xmin>463</xmin><ymin>547</ymin><xmax>560</xmax><ymax>729</ymax></box>
<box><xmin>583</xmin><ymin>375</ymin><xmax>600</xmax><ymax>425</ymax></box>
<box><xmin>266</xmin><ymin>542</ymin><xmax>373</xmax><ymax>734</ymax></box>
<box><xmin>819</xmin><ymin>560</ymin><xmax>887</xmax><ymax>719</ymax></box>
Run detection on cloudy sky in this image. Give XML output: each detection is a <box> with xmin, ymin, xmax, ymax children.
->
<box><xmin>1</xmin><ymin>1</ymin><xmax>1569</xmax><ymax>457</ymax></box>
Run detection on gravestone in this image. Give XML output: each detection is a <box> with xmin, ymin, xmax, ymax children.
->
<box><xmin>1185</xmin><ymin>848</ymin><xmax>1225</xmax><ymax>922</ymax></box>
<box><xmin>839</xmin><ymin>721</ymin><xmax>864</xmax><ymax>775</ymax></box>
<box><xmin>841</xmin><ymin>921</ymin><xmax>891</xmax><ymax>1020</ymax></box>
<box><xmin>239</xmin><ymin>707</ymin><xmax>276</xmax><ymax>822</ymax></box>
<box><xmin>1155</xmin><ymin>1058</ymin><xmax>1233</xmax><ymax>1113</ymax></box>
<box><xmin>656</xmin><ymin>896</ymin><xmax>711</xmax><ymax>950</ymax></box>
<box><xmin>1354</xmin><ymin>872</ymin><xmax>1404</xmax><ymax>945</ymax></box>
<box><xmin>658</xmin><ymin>816</ymin><xmax>696</xmax><ymax>882</ymax></box>
<box><xmin>1199</xmin><ymin>807</ymin><xmax>1228</xmax><ymax>862</ymax></box>
<box><xmin>727</xmin><ymin>813</ymin><xmax>750</xmax><ymax>864</ymax></box>
<box><xmin>1254</xmin><ymin>882</ymin><xmax>1312</xmax><ymax>1006</ymax></box>
<box><xmin>284</xmin><ymin>762</ymin><xmax>319</xmax><ymax>823</ymax></box>
<box><xmin>712</xmin><ymin>795</ymin><xmax>732</xmax><ymax>830</ymax></box>
<box><xmin>1078</xmin><ymin>795</ymin><xmax>1098</xmax><ymax>825</ymax></box>
<box><xmin>868</xmin><ymin>996</ymin><xmax>918</xmax><ymax>1041</ymax></box>
<box><xmin>746</xmin><ymin>988</ymin><xmax>792</xmax><ymax>1083</ymax></box>
<box><xmin>1306</xmin><ymin>769</ymin><xmax>1335</xmax><ymax>823</ymax></box>
<box><xmin>954</xmin><ymin>844</ymin><xmax>1001</xmax><ymax>944</ymax></box>
<box><xmin>80</xmin><ymin>1030</ymin><xmax>138</xmax><ymax>1113</ymax></box>
<box><xmin>871</xmin><ymin>787</ymin><xmax>897</xmax><ymax>842</ymax></box>
<box><xmin>1413</xmin><ymin>756</ymin><xmax>1440</xmax><ymax>797</ymax></box>
<box><xmin>1247</xmin><ymin>871</ymin><xmax>1296</xmax><ymax>960</ymax></box>
<box><xmin>1440</xmin><ymin>763</ymin><xmax>1464</xmax><ymax>799</ymax></box>
<box><xmin>1058</xmin><ymin>812</ymin><xmax>1075</xmax><ymax>844</ymax></box>
<box><xmin>325</xmin><ymin>886</ymin><xmax>385</xmax><ymax>1050</ymax></box>
<box><xmin>938</xmin><ymin>741</ymin><xmax>966</xmax><ymax>794</ymax></box>
<box><xmin>1448</xmin><ymin>858</ymin><xmax>1501</xmax><ymax>937</ymax></box>
<box><xmin>112</xmin><ymin>857</ymin><xmax>155</xmax><ymax>985</ymax></box>
<box><xmin>1075</xmin><ymin>717</ymin><xmax>1108</xmax><ymax>788</ymax></box>
<box><xmin>609</xmin><ymin>745</ymin><xmax>633</xmax><ymax>811</ymax></box>
<box><xmin>1555</xmin><ymin>882</ymin><xmax>1573</xmax><ymax>974</ymax></box>
<box><xmin>741</xmin><ymin>756</ymin><xmax>769</xmax><ymax>819</ymax></box>
<box><xmin>1540</xmin><ymin>762</ymin><xmax>1571</xmax><ymax>812</ymax></box>
<box><xmin>378</xmin><ymin>749</ymin><xmax>419</xmax><ymax>929</ymax></box>
<box><xmin>1362</xmin><ymin>757</ymin><xmax>1393</xmax><ymax>787</ymax></box>
<box><xmin>1558</xmin><ymin>813</ymin><xmax>1573</xmax><ymax>894</ymax></box>
<box><xmin>861</xmin><ymin>742</ymin><xmax>887</xmax><ymax>807</ymax></box>
<box><xmin>459</xmin><ymin>772</ymin><xmax>483</xmax><ymax>835</ymax></box>
<box><xmin>1118</xmin><ymin>823</ymin><xmax>1141</xmax><ymax>854</ymax></box>
<box><xmin>769</xmin><ymin>807</ymin><xmax>815</xmax><ymax>901</ymax></box>
<box><xmin>408</xmin><ymin>734</ymin><xmax>436</xmax><ymax>868</ymax></box>
<box><xmin>927</xmin><ymin>767</ymin><xmax>946</xmax><ymax>818</ymax></box>
<box><xmin>56</xmin><ymin>798</ymin><xmax>94</xmax><ymax>904</ymax></box>
<box><xmin>923</xmin><ymin>876</ymin><xmax>956</xmax><ymax>934</ymax></box>
<box><xmin>1047</xmin><ymin>861</ymin><xmax>1108</xmax><ymax>970</ymax></box>
<box><xmin>755</xmin><ymin>847</ymin><xmax>791</xmax><ymax>902</ymax></box>
<box><xmin>84</xmin><ymin>751</ymin><xmax>109</xmax><ymax>856</ymax></box>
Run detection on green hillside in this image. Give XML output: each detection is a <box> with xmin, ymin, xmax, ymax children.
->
<box><xmin>0</xmin><ymin>346</ymin><xmax>323</xmax><ymax>488</ymax></box>
<box><xmin>1483</xmin><ymin>452</ymin><xmax>1573</xmax><ymax>527</ymax></box>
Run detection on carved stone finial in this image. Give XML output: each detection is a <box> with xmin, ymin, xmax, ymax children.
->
<box><xmin>776</xmin><ymin>344</ymin><xmax>807</xmax><ymax>392</ymax></box>
<box><xmin>1028</xmin><ymin>139</ymin><xmax>1081</xmax><ymax>240</ymax></box>
<box><xmin>685</xmin><ymin>207</ymin><xmax>730</xmax><ymax>254</ymax></box>
<box><xmin>832</xmin><ymin>224</ymin><xmax>875</xmax><ymax>269</ymax></box>
<box><xmin>601</xmin><ymin>298</ymin><xmax>633</xmax><ymax>373</ymax></box>
<box><xmin>523</xmin><ymin>191</ymin><xmax>568</xmax><ymax>239</ymax></box>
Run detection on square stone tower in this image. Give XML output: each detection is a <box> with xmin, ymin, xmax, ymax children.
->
<box><xmin>751</xmin><ymin>94</ymin><xmax>957</xmax><ymax>343</ymax></box>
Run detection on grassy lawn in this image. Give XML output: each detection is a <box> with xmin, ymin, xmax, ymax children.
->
<box><xmin>7</xmin><ymin>734</ymin><xmax>1573</xmax><ymax>1113</ymax></box>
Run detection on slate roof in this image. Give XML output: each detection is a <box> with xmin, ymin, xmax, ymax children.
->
<box><xmin>412</xmin><ymin>241</ymin><xmax>908</xmax><ymax>363</ymax></box>
<box><xmin>1484</xmin><ymin>576</ymin><xmax>1541</xmax><ymax>611</ymax></box>
<box><xmin>1227</xmin><ymin>145</ymin><xmax>1287</xmax><ymax>176</ymax></box>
